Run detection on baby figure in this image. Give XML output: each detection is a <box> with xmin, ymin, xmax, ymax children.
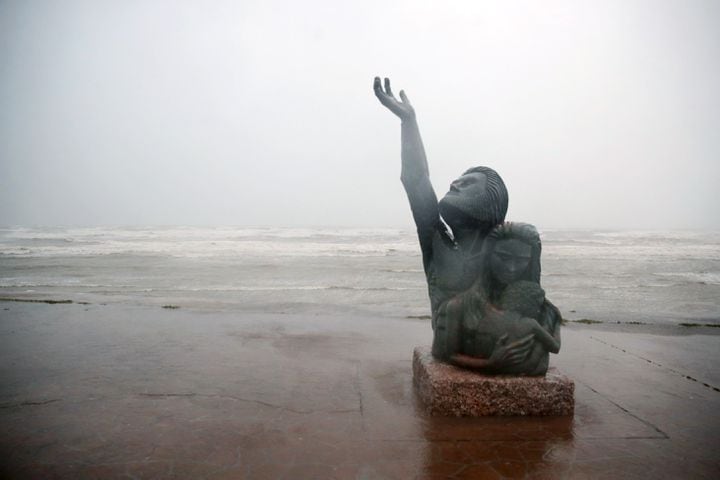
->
<box><xmin>467</xmin><ymin>280</ymin><xmax>560</xmax><ymax>375</ymax></box>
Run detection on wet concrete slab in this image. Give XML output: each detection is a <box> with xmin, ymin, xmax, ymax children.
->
<box><xmin>577</xmin><ymin>330</ymin><xmax>720</xmax><ymax>387</ymax></box>
<box><xmin>1</xmin><ymin>302</ymin><xmax>719</xmax><ymax>479</ymax></box>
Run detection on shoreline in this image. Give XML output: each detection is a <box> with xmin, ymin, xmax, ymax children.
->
<box><xmin>3</xmin><ymin>295</ymin><xmax>719</xmax><ymax>337</ymax></box>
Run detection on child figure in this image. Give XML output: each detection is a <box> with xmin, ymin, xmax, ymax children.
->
<box><xmin>458</xmin><ymin>281</ymin><xmax>559</xmax><ymax>375</ymax></box>
<box><xmin>437</xmin><ymin>222</ymin><xmax>563</xmax><ymax>375</ymax></box>
<box><xmin>495</xmin><ymin>280</ymin><xmax>559</xmax><ymax>375</ymax></box>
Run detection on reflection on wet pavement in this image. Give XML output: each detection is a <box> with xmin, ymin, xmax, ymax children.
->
<box><xmin>1</xmin><ymin>303</ymin><xmax>719</xmax><ymax>478</ymax></box>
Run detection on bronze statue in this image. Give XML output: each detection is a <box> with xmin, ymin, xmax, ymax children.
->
<box><xmin>374</xmin><ymin>77</ymin><xmax>561</xmax><ymax>375</ymax></box>
<box><xmin>438</xmin><ymin>223</ymin><xmax>561</xmax><ymax>374</ymax></box>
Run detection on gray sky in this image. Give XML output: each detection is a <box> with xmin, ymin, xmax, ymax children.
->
<box><xmin>1</xmin><ymin>0</ymin><xmax>718</xmax><ymax>229</ymax></box>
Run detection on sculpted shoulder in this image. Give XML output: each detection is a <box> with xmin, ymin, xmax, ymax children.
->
<box><xmin>430</xmin><ymin>233</ymin><xmax>483</xmax><ymax>293</ymax></box>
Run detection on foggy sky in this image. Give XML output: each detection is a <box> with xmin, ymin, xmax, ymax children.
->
<box><xmin>1</xmin><ymin>0</ymin><xmax>719</xmax><ymax>229</ymax></box>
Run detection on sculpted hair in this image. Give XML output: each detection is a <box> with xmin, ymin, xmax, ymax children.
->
<box><xmin>463</xmin><ymin>166</ymin><xmax>509</xmax><ymax>228</ymax></box>
<box><xmin>480</xmin><ymin>222</ymin><xmax>543</xmax><ymax>297</ymax></box>
<box><xmin>499</xmin><ymin>280</ymin><xmax>545</xmax><ymax>318</ymax></box>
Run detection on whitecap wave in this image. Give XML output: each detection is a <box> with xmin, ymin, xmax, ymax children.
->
<box><xmin>0</xmin><ymin>226</ymin><xmax>419</xmax><ymax>258</ymax></box>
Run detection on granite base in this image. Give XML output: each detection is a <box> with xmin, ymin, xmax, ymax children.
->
<box><xmin>413</xmin><ymin>346</ymin><xmax>574</xmax><ymax>416</ymax></box>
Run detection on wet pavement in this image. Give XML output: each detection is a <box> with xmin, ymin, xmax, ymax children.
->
<box><xmin>1</xmin><ymin>302</ymin><xmax>719</xmax><ymax>479</ymax></box>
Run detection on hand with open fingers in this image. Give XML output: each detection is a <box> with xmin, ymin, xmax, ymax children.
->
<box><xmin>489</xmin><ymin>333</ymin><xmax>535</xmax><ymax>367</ymax></box>
<box><xmin>373</xmin><ymin>76</ymin><xmax>415</xmax><ymax>121</ymax></box>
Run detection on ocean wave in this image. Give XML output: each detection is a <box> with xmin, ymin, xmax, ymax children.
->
<box><xmin>0</xmin><ymin>226</ymin><xmax>414</xmax><ymax>242</ymax></box>
<box><xmin>5</xmin><ymin>227</ymin><xmax>715</xmax><ymax>260</ymax></box>
<box><xmin>653</xmin><ymin>272</ymin><xmax>720</xmax><ymax>285</ymax></box>
<box><xmin>77</xmin><ymin>285</ymin><xmax>424</xmax><ymax>293</ymax></box>
<box><xmin>0</xmin><ymin>280</ymin><xmax>134</xmax><ymax>288</ymax></box>
<box><xmin>0</xmin><ymin>275</ymin><xmax>426</xmax><ymax>292</ymax></box>
<box><xmin>176</xmin><ymin>285</ymin><xmax>423</xmax><ymax>292</ymax></box>
<box><xmin>542</xmin><ymin>230</ymin><xmax>720</xmax><ymax>248</ymax></box>
<box><xmin>380</xmin><ymin>268</ymin><xmax>424</xmax><ymax>273</ymax></box>
<box><xmin>0</xmin><ymin>230</ymin><xmax>419</xmax><ymax>258</ymax></box>
<box><xmin>589</xmin><ymin>280</ymin><xmax>719</xmax><ymax>289</ymax></box>
<box><xmin>543</xmin><ymin>244</ymin><xmax>720</xmax><ymax>260</ymax></box>
<box><xmin>0</xmin><ymin>247</ymin><xmax>417</xmax><ymax>258</ymax></box>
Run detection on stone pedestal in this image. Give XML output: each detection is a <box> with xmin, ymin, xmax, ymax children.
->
<box><xmin>413</xmin><ymin>347</ymin><xmax>574</xmax><ymax>416</ymax></box>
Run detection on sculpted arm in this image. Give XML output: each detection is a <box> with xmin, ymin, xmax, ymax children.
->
<box><xmin>433</xmin><ymin>282</ymin><xmax>538</xmax><ymax>371</ymax></box>
<box><xmin>450</xmin><ymin>334</ymin><xmax>536</xmax><ymax>372</ymax></box>
<box><xmin>520</xmin><ymin>302</ymin><xmax>562</xmax><ymax>355</ymax></box>
<box><xmin>529</xmin><ymin>320</ymin><xmax>560</xmax><ymax>354</ymax></box>
<box><xmin>545</xmin><ymin>302</ymin><xmax>562</xmax><ymax>352</ymax></box>
<box><xmin>374</xmin><ymin>77</ymin><xmax>440</xmax><ymax>268</ymax></box>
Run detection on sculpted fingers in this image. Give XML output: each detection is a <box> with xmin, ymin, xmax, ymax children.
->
<box><xmin>507</xmin><ymin>341</ymin><xmax>533</xmax><ymax>365</ymax></box>
<box><xmin>514</xmin><ymin>334</ymin><xmax>535</xmax><ymax>349</ymax></box>
<box><xmin>373</xmin><ymin>76</ymin><xmax>413</xmax><ymax>119</ymax></box>
<box><xmin>374</xmin><ymin>76</ymin><xmax>385</xmax><ymax>99</ymax></box>
<box><xmin>384</xmin><ymin>77</ymin><xmax>394</xmax><ymax>98</ymax></box>
<box><xmin>399</xmin><ymin>90</ymin><xmax>411</xmax><ymax>104</ymax></box>
<box><xmin>503</xmin><ymin>334</ymin><xmax>534</xmax><ymax>363</ymax></box>
<box><xmin>374</xmin><ymin>76</ymin><xmax>396</xmax><ymax>110</ymax></box>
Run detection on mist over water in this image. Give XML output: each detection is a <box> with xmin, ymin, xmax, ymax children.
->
<box><xmin>2</xmin><ymin>226</ymin><xmax>718</xmax><ymax>325</ymax></box>
<box><xmin>1</xmin><ymin>1</ymin><xmax>719</xmax><ymax>229</ymax></box>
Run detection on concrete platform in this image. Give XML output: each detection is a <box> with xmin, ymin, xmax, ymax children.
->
<box><xmin>413</xmin><ymin>347</ymin><xmax>574</xmax><ymax>416</ymax></box>
<box><xmin>1</xmin><ymin>302</ymin><xmax>720</xmax><ymax>478</ymax></box>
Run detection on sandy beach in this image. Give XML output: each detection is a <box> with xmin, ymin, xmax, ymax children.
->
<box><xmin>1</xmin><ymin>300</ymin><xmax>719</xmax><ymax>479</ymax></box>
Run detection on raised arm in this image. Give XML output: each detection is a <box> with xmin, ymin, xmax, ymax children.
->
<box><xmin>374</xmin><ymin>77</ymin><xmax>440</xmax><ymax>270</ymax></box>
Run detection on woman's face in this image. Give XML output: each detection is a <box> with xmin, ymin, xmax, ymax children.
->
<box><xmin>489</xmin><ymin>238</ymin><xmax>532</xmax><ymax>285</ymax></box>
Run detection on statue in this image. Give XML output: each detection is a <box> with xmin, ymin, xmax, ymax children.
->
<box><xmin>374</xmin><ymin>77</ymin><xmax>562</xmax><ymax>375</ymax></box>
<box><xmin>436</xmin><ymin>223</ymin><xmax>561</xmax><ymax>375</ymax></box>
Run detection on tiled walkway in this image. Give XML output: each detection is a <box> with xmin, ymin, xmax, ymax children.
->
<box><xmin>1</xmin><ymin>303</ymin><xmax>719</xmax><ymax>478</ymax></box>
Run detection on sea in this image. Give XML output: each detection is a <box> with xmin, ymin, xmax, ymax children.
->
<box><xmin>1</xmin><ymin>226</ymin><xmax>719</xmax><ymax>326</ymax></box>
